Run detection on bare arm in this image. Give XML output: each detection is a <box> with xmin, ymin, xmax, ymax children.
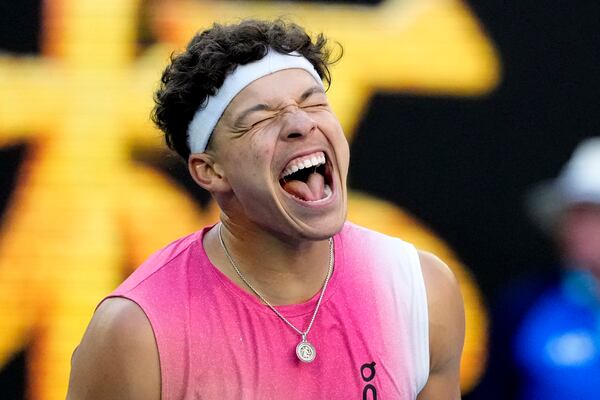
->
<box><xmin>66</xmin><ymin>297</ymin><xmax>161</xmax><ymax>400</ymax></box>
<box><xmin>417</xmin><ymin>251</ymin><xmax>466</xmax><ymax>400</ymax></box>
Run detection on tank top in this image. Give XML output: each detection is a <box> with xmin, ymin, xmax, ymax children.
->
<box><xmin>108</xmin><ymin>222</ymin><xmax>429</xmax><ymax>399</ymax></box>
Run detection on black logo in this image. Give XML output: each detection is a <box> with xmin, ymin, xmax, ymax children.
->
<box><xmin>360</xmin><ymin>362</ymin><xmax>377</xmax><ymax>399</ymax></box>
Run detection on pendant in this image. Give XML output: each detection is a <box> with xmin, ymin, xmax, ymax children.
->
<box><xmin>296</xmin><ymin>337</ymin><xmax>316</xmax><ymax>363</ymax></box>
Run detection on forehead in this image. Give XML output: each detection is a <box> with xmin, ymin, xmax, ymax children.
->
<box><xmin>223</xmin><ymin>68</ymin><xmax>323</xmax><ymax>117</ymax></box>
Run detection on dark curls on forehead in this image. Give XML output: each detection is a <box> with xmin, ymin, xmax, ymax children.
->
<box><xmin>151</xmin><ymin>19</ymin><xmax>343</xmax><ymax>161</ymax></box>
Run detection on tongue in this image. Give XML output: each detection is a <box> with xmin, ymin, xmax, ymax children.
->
<box><xmin>282</xmin><ymin>172</ymin><xmax>325</xmax><ymax>201</ymax></box>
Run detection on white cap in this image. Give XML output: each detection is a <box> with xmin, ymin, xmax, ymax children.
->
<box><xmin>527</xmin><ymin>137</ymin><xmax>600</xmax><ymax>231</ymax></box>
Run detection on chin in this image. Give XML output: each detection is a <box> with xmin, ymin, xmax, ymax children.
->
<box><xmin>292</xmin><ymin>208</ymin><xmax>348</xmax><ymax>241</ymax></box>
<box><xmin>277</xmin><ymin>176</ymin><xmax>348</xmax><ymax>241</ymax></box>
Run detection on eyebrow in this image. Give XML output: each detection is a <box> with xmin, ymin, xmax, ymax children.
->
<box><xmin>232</xmin><ymin>85</ymin><xmax>325</xmax><ymax>127</ymax></box>
<box><xmin>298</xmin><ymin>85</ymin><xmax>326</xmax><ymax>103</ymax></box>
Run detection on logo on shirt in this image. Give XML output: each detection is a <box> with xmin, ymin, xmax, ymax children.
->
<box><xmin>360</xmin><ymin>361</ymin><xmax>378</xmax><ymax>399</ymax></box>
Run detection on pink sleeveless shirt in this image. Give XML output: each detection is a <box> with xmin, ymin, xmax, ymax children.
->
<box><xmin>108</xmin><ymin>222</ymin><xmax>429</xmax><ymax>399</ymax></box>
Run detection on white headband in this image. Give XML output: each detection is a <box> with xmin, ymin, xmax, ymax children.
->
<box><xmin>187</xmin><ymin>49</ymin><xmax>324</xmax><ymax>153</ymax></box>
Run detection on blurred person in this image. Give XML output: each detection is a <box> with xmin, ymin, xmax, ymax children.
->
<box><xmin>475</xmin><ymin>137</ymin><xmax>600</xmax><ymax>399</ymax></box>
<box><xmin>66</xmin><ymin>19</ymin><xmax>464</xmax><ymax>399</ymax></box>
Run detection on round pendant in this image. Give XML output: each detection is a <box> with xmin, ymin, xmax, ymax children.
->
<box><xmin>296</xmin><ymin>339</ymin><xmax>316</xmax><ymax>363</ymax></box>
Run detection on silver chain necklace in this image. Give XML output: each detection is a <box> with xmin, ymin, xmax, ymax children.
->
<box><xmin>218</xmin><ymin>224</ymin><xmax>334</xmax><ymax>363</ymax></box>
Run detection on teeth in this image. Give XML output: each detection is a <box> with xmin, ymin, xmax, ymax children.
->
<box><xmin>280</xmin><ymin>151</ymin><xmax>327</xmax><ymax>179</ymax></box>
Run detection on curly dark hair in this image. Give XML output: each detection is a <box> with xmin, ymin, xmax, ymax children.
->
<box><xmin>151</xmin><ymin>19</ymin><xmax>340</xmax><ymax>161</ymax></box>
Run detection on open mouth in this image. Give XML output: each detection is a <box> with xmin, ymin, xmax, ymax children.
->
<box><xmin>279</xmin><ymin>151</ymin><xmax>333</xmax><ymax>203</ymax></box>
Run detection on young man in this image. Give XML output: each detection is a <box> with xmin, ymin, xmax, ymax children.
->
<box><xmin>67</xmin><ymin>20</ymin><xmax>464</xmax><ymax>399</ymax></box>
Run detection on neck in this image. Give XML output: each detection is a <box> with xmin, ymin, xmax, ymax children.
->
<box><xmin>204</xmin><ymin>220</ymin><xmax>333</xmax><ymax>305</ymax></box>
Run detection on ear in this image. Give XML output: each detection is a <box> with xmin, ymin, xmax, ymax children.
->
<box><xmin>188</xmin><ymin>153</ymin><xmax>230</xmax><ymax>193</ymax></box>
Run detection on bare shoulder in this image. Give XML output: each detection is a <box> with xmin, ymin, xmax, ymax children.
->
<box><xmin>67</xmin><ymin>297</ymin><xmax>160</xmax><ymax>400</ymax></box>
<box><xmin>417</xmin><ymin>251</ymin><xmax>465</xmax><ymax>399</ymax></box>
<box><xmin>418</xmin><ymin>251</ymin><xmax>462</xmax><ymax>306</ymax></box>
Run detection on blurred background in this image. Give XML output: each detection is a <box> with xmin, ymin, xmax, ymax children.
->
<box><xmin>1</xmin><ymin>0</ymin><xmax>599</xmax><ymax>399</ymax></box>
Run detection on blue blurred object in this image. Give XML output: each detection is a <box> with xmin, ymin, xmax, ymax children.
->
<box><xmin>514</xmin><ymin>269</ymin><xmax>600</xmax><ymax>400</ymax></box>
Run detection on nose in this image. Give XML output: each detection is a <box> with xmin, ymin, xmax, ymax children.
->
<box><xmin>279</xmin><ymin>106</ymin><xmax>317</xmax><ymax>140</ymax></box>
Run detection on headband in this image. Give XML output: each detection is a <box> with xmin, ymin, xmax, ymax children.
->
<box><xmin>187</xmin><ymin>49</ymin><xmax>324</xmax><ymax>153</ymax></box>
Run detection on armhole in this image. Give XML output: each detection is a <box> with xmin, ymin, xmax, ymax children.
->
<box><xmin>98</xmin><ymin>295</ymin><xmax>165</xmax><ymax>399</ymax></box>
<box><xmin>405</xmin><ymin>243</ymin><xmax>430</xmax><ymax>394</ymax></box>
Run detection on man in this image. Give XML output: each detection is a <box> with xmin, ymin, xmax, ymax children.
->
<box><xmin>67</xmin><ymin>19</ymin><xmax>464</xmax><ymax>399</ymax></box>
<box><xmin>475</xmin><ymin>137</ymin><xmax>600</xmax><ymax>399</ymax></box>
<box><xmin>514</xmin><ymin>138</ymin><xmax>600</xmax><ymax>399</ymax></box>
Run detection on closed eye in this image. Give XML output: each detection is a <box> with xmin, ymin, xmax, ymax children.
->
<box><xmin>300</xmin><ymin>90</ymin><xmax>329</xmax><ymax>110</ymax></box>
<box><xmin>251</xmin><ymin>116</ymin><xmax>275</xmax><ymax>127</ymax></box>
<box><xmin>303</xmin><ymin>103</ymin><xmax>328</xmax><ymax>110</ymax></box>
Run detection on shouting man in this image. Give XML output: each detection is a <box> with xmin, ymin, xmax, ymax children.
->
<box><xmin>67</xmin><ymin>19</ymin><xmax>464</xmax><ymax>399</ymax></box>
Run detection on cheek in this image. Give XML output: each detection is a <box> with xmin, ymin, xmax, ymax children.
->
<box><xmin>249</xmin><ymin>127</ymin><xmax>278</xmax><ymax>157</ymax></box>
<box><xmin>330</xmin><ymin>124</ymin><xmax>350</xmax><ymax>170</ymax></box>
<box><xmin>340</xmin><ymin>137</ymin><xmax>350</xmax><ymax>165</ymax></box>
<box><xmin>238</xmin><ymin>138</ymin><xmax>276</xmax><ymax>182</ymax></box>
<box><xmin>253</xmin><ymin>142</ymin><xmax>272</xmax><ymax>162</ymax></box>
<box><xmin>230</xmin><ymin>135</ymin><xmax>271</xmax><ymax>164</ymax></box>
<box><xmin>319</xmin><ymin>113</ymin><xmax>348</xmax><ymax>148</ymax></box>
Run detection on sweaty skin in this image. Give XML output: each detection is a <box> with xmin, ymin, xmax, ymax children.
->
<box><xmin>67</xmin><ymin>68</ymin><xmax>464</xmax><ymax>399</ymax></box>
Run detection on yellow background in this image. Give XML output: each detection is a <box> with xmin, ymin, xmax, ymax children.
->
<box><xmin>0</xmin><ymin>0</ymin><xmax>499</xmax><ymax>398</ymax></box>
